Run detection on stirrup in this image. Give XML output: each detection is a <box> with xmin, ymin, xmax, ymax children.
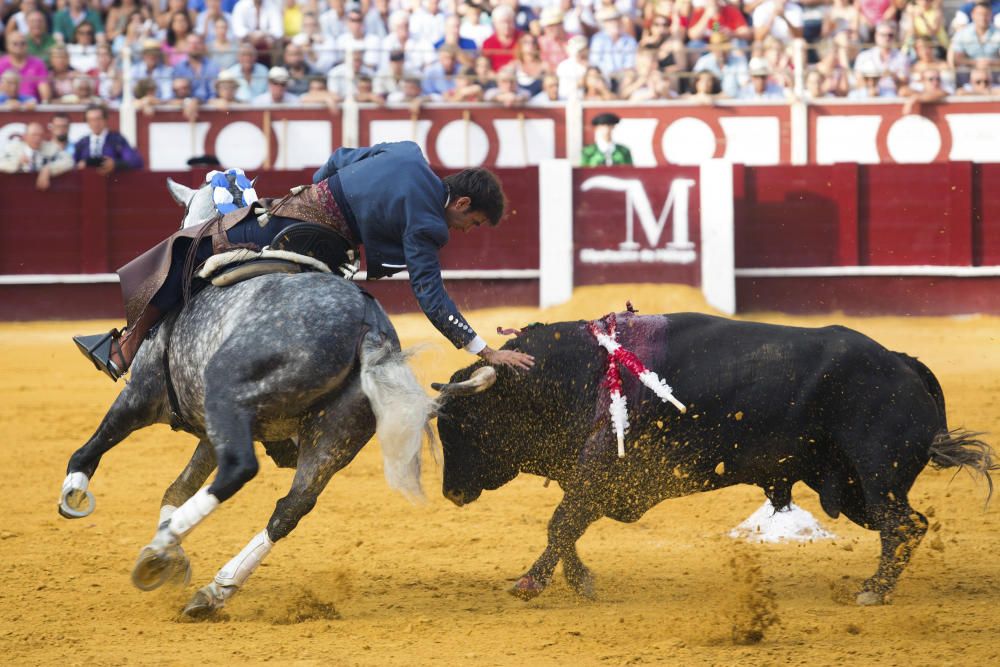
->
<box><xmin>73</xmin><ymin>329</ymin><xmax>126</xmax><ymax>381</ymax></box>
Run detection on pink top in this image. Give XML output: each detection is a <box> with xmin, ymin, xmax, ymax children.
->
<box><xmin>858</xmin><ymin>0</ymin><xmax>891</xmax><ymax>28</ymax></box>
<box><xmin>0</xmin><ymin>55</ymin><xmax>49</xmax><ymax>100</ymax></box>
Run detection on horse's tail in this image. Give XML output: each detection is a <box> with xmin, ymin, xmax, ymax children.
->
<box><xmin>358</xmin><ymin>299</ymin><xmax>436</xmax><ymax>503</ymax></box>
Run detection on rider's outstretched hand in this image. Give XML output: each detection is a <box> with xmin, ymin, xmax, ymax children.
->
<box><xmin>479</xmin><ymin>347</ymin><xmax>535</xmax><ymax>371</ymax></box>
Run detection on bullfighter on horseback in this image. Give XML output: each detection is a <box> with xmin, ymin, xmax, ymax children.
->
<box><xmin>73</xmin><ymin>141</ymin><xmax>535</xmax><ymax>378</ymax></box>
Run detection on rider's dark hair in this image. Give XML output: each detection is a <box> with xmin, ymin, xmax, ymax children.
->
<box><xmin>442</xmin><ymin>168</ymin><xmax>506</xmax><ymax>226</ymax></box>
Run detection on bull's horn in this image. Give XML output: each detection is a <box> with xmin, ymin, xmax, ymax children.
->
<box><xmin>431</xmin><ymin>366</ymin><xmax>497</xmax><ymax>395</ymax></box>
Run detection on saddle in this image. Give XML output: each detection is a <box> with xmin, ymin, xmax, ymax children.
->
<box><xmin>198</xmin><ymin>222</ymin><xmax>358</xmax><ymax>287</ymax></box>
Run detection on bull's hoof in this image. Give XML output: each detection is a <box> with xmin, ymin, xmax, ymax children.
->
<box><xmin>564</xmin><ymin>565</ymin><xmax>596</xmax><ymax>600</ymax></box>
<box><xmin>183</xmin><ymin>583</ymin><xmax>228</xmax><ymax>619</ymax></box>
<box><xmin>131</xmin><ymin>544</ymin><xmax>191</xmax><ymax>592</ymax></box>
<box><xmin>855</xmin><ymin>590</ymin><xmax>887</xmax><ymax>606</ymax></box>
<box><xmin>508</xmin><ymin>575</ymin><xmax>547</xmax><ymax>601</ymax></box>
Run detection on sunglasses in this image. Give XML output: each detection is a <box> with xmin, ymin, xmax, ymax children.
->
<box><xmin>653</xmin><ymin>21</ymin><xmax>668</xmax><ymax>27</ymax></box>
<box><xmin>972</xmin><ymin>78</ymin><xmax>990</xmax><ymax>85</ymax></box>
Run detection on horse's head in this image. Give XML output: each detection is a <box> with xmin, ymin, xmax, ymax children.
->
<box><xmin>167</xmin><ymin>170</ymin><xmax>258</xmax><ymax>229</ymax></box>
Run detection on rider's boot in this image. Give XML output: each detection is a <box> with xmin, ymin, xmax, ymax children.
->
<box><xmin>73</xmin><ymin>305</ymin><xmax>163</xmax><ymax>381</ymax></box>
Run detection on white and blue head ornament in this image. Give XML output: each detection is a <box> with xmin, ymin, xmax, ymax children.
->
<box><xmin>206</xmin><ymin>168</ymin><xmax>259</xmax><ymax>215</ymax></box>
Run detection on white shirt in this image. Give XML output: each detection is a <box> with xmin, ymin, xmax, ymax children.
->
<box><xmin>335</xmin><ymin>33</ymin><xmax>383</xmax><ymax>68</ymax></box>
<box><xmin>752</xmin><ymin>1</ymin><xmax>804</xmax><ymax>44</ymax></box>
<box><xmin>556</xmin><ymin>57</ymin><xmax>587</xmax><ymax>100</ymax></box>
<box><xmin>251</xmin><ymin>90</ymin><xmax>299</xmax><ymax>105</ymax></box>
<box><xmin>408</xmin><ymin>8</ymin><xmax>445</xmax><ymax>44</ymax></box>
<box><xmin>326</xmin><ymin>64</ymin><xmax>374</xmax><ymax>98</ymax></box>
<box><xmin>89</xmin><ymin>130</ymin><xmax>108</xmax><ymax>157</ymax></box>
<box><xmin>230</xmin><ymin>0</ymin><xmax>284</xmax><ymax>40</ymax></box>
<box><xmin>378</xmin><ymin>34</ymin><xmax>436</xmax><ymax>73</ymax></box>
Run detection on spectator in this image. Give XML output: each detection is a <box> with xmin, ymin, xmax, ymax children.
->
<box><xmin>164</xmin><ymin>11</ymin><xmax>196</xmax><ymax>65</ymax></box>
<box><xmin>484</xmin><ymin>66</ymin><xmax>530</xmax><ymax>106</ymax></box>
<box><xmin>207</xmin><ymin>68</ymin><xmax>242</xmax><ymax>108</ymax></box>
<box><xmin>423</xmin><ymin>44</ymin><xmax>462</xmax><ymax>95</ymax></box>
<box><xmin>282</xmin><ymin>0</ymin><xmax>306</xmax><ymax>38</ymax></box>
<box><xmin>441</xmin><ymin>65</ymin><xmax>484</xmax><ymax>101</ymax></box>
<box><xmin>65</xmin><ymin>74</ymin><xmax>103</xmax><ymax>105</ymax></box>
<box><xmin>387</xmin><ymin>73</ymin><xmax>432</xmax><ymax>110</ymax></box>
<box><xmin>901</xmin><ymin>0</ymin><xmax>948</xmax><ymax>57</ymax></box>
<box><xmin>581</xmin><ymin>113</ymin><xmax>632</xmax><ymax>166</ymax></box>
<box><xmin>434</xmin><ymin>12</ymin><xmax>478</xmax><ymax>58</ymax></box>
<box><xmin>529</xmin><ymin>72</ymin><xmax>562</xmax><ymax>103</ymax></box>
<box><xmin>225</xmin><ymin>42</ymin><xmax>268</xmax><ymax>101</ymax></box>
<box><xmin>52</xmin><ymin>0</ymin><xmax>105</xmax><ymax>43</ymax></box>
<box><xmin>231</xmin><ymin>0</ymin><xmax>284</xmax><ymax>55</ymax></box>
<box><xmin>208</xmin><ymin>16</ymin><xmax>238</xmax><ymax>70</ymax></box>
<box><xmin>848</xmin><ymin>59</ymin><xmax>884</xmax><ymax>98</ymax></box>
<box><xmin>172</xmin><ymin>33</ymin><xmax>221</xmax><ymax>101</ymax></box>
<box><xmin>638</xmin><ymin>11</ymin><xmax>686</xmax><ymax>72</ymax></box>
<box><xmin>858</xmin><ymin>0</ymin><xmax>895</xmax><ymax>40</ymax></box>
<box><xmin>589</xmin><ymin>7</ymin><xmax>637</xmax><ymax>82</ymax></box>
<box><xmin>902</xmin><ymin>66</ymin><xmax>948</xmax><ymax>113</ymax></box>
<box><xmin>556</xmin><ymin>34</ymin><xmax>589</xmax><ymax>98</ymax></box>
<box><xmin>949</xmin><ymin>1</ymin><xmax>1000</xmax><ymax>70</ymax></box>
<box><xmin>0</xmin><ymin>121</ymin><xmax>74</xmax><ymax>190</ymax></box>
<box><xmin>693</xmin><ymin>31</ymin><xmax>749</xmax><ymax>98</ymax></box>
<box><xmin>0</xmin><ymin>70</ymin><xmax>36</xmax><ymax>108</ymax></box>
<box><xmin>687</xmin><ymin>0</ymin><xmax>752</xmax><ymax>48</ymax></box>
<box><xmin>958</xmin><ymin>64</ymin><xmax>998</xmax><ymax>94</ymax></box>
<box><xmin>106</xmin><ymin>0</ymin><xmax>144</xmax><ymax>42</ymax></box>
<box><xmin>686</xmin><ymin>69</ymin><xmax>723</xmax><ymax>103</ymax></box>
<box><xmin>582</xmin><ymin>64</ymin><xmax>616</xmax><ymax>99</ymax></box>
<box><xmin>89</xmin><ymin>43</ymin><xmax>123</xmax><ymax>101</ymax></box>
<box><xmin>49</xmin><ymin>113</ymin><xmax>73</xmax><ymax>153</ymax></box>
<box><xmin>327</xmin><ymin>48</ymin><xmax>375</xmax><ymax>99</ymax></box>
<box><xmin>155</xmin><ymin>0</ymin><xmax>195</xmax><ymax>32</ymax></box>
<box><xmin>365</xmin><ymin>0</ymin><xmax>392</xmax><ymax>39</ymax></box>
<box><xmin>410</xmin><ymin>0</ymin><xmax>446</xmax><ymax>45</ymax></box>
<box><xmin>538</xmin><ymin>7</ymin><xmax>571</xmax><ymax>72</ymax></box>
<box><xmin>802</xmin><ymin>68</ymin><xmax>834</xmax><ymax>99</ymax></box>
<box><xmin>909</xmin><ymin>34</ymin><xmax>954</xmax><ymax>92</ymax></box>
<box><xmin>73</xmin><ymin>104</ymin><xmax>143</xmax><ymax>174</ymax></box>
<box><xmin>134</xmin><ymin>77</ymin><xmax>165</xmax><ymax>115</ymax></box>
<box><xmin>335</xmin><ymin>5</ymin><xmax>382</xmax><ymax>70</ymax></box>
<box><xmin>855</xmin><ymin>20</ymin><xmax>909</xmax><ymax>96</ymax></box>
<box><xmin>276</xmin><ymin>43</ymin><xmax>312</xmax><ymax>96</ymax></box>
<box><xmin>619</xmin><ymin>47</ymin><xmax>671</xmax><ymax>100</ymax></box>
<box><xmin>950</xmin><ymin>0</ymin><xmax>1000</xmax><ymax>33</ymax></box>
<box><xmin>738</xmin><ymin>56</ymin><xmax>788</xmax><ymax>99</ymax></box>
<box><xmin>380</xmin><ymin>9</ymin><xmax>436</xmax><ymax>73</ymax></box>
<box><xmin>131</xmin><ymin>39</ymin><xmax>175</xmax><ymax>100</ymax></box>
<box><xmin>460</xmin><ymin>0</ymin><xmax>493</xmax><ymax>48</ymax></box>
<box><xmin>67</xmin><ymin>21</ymin><xmax>100</xmax><ymax>72</ymax></box>
<box><xmin>375</xmin><ymin>50</ymin><xmax>408</xmax><ymax>97</ymax></box>
<box><xmin>299</xmin><ymin>75</ymin><xmax>341</xmax><ymax>110</ymax></box>
<box><xmin>822</xmin><ymin>0</ymin><xmax>864</xmax><ymax>43</ymax></box>
<box><xmin>4</xmin><ymin>0</ymin><xmax>41</xmax><ymax>36</ymax></box>
<box><xmin>296</xmin><ymin>12</ymin><xmax>336</xmax><ymax>73</ymax></box>
<box><xmin>112</xmin><ymin>11</ymin><xmax>154</xmax><ymax>60</ymax></box>
<box><xmin>752</xmin><ymin>0</ymin><xmax>804</xmax><ymax>46</ymax></box>
<box><xmin>355</xmin><ymin>73</ymin><xmax>385</xmax><ymax>103</ymax></box>
<box><xmin>482</xmin><ymin>4</ymin><xmax>521</xmax><ymax>71</ymax></box>
<box><xmin>197</xmin><ymin>0</ymin><xmax>233</xmax><ymax>43</ymax></box>
<box><xmin>473</xmin><ymin>52</ymin><xmax>497</xmax><ymax>91</ymax></box>
<box><xmin>511</xmin><ymin>32</ymin><xmax>547</xmax><ymax>97</ymax></box>
<box><xmin>24</xmin><ymin>10</ymin><xmax>56</xmax><ymax>65</ymax></box>
<box><xmin>251</xmin><ymin>65</ymin><xmax>298</xmax><ymax>104</ymax></box>
<box><xmin>0</xmin><ymin>30</ymin><xmax>51</xmax><ymax>102</ymax></box>
<box><xmin>319</xmin><ymin>0</ymin><xmax>346</xmax><ymax>41</ymax></box>
<box><xmin>48</xmin><ymin>46</ymin><xmax>78</xmax><ymax>101</ymax></box>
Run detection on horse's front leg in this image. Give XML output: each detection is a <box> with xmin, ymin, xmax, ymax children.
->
<box><xmin>131</xmin><ymin>438</ymin><xmax>217</xmax><ymax>591</ymax></box>
<box><xmin>183</xmin><ymin>381</ymin><xmax>375</xmax><ymax>618</ymax></box>
<box><xmin>59</xmin><ymin>368</ymin><xmax>164</xmax><ymax>519</ymax></box>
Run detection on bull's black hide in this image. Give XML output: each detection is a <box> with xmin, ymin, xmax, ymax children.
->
<box><xmin>436</xmin><ymin>312</ymin><xmax>994</xmax><ymax>604</ymax></box>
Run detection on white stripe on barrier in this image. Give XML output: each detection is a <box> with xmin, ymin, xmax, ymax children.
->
<box><xmin>0</xmin><ymin>269</ymin><xmax>541</xmax><ymax>286</ymax></box>
<box><xmin>735</xmin><ymin>266</ymin><xmax>1000</xmax><ymax>278</ymax></box>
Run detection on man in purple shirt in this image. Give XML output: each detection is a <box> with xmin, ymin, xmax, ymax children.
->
<box><xmin>73</xmin><ymin>104</ymin><xmax>143</xmax><ymax>174</ymax></box>
<box><xmin>0</xmin><ymin>32</ymin><xmax>51</xmax><ymax>102</ymax></box>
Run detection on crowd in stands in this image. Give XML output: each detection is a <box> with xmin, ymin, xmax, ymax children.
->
<box><xmin>0</xmin><ymin>0</ymin><xmax>997</xmax><ymax>113</ymax></box>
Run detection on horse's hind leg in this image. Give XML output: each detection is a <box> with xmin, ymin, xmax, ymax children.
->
<box><xmin>59</xmin><ymin>379</ymin><xmax>163</xmax><ymax>519</ymax></box>
<box><xmin>182</xmin><ymin>380</ymin><xmax>375</xmax><ymax>618</ymax></box>
<box><xmin>132</xmin><ymin>438</ymin><xmax>217</xmax><ymax>591</ymax></box>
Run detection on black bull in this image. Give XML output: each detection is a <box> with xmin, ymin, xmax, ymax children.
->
<box><xmin>435</xmin><ymin>312</ymin><xmax>996</xmax><ymax>605</ymax></box>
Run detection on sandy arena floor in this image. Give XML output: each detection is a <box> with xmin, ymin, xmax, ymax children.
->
<box><xmin>1</xmin><ymin>284</ymin><xmax>998</xmax><ymax>666</ymax></box>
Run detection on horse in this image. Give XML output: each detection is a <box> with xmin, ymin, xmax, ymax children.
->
<box><xmin>58</xmin><ymin>178</ymin><xmax>435</xmax><ymax>618</ymax></box>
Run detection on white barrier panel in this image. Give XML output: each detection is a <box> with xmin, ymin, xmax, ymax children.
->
<box><xmin>538</xmin><ymin>159</ymin><xmax>574</xmax><ymax>308</ymax></box>
<box><xmin>699</xmin><ymin>159</ymin><xmax>736</xmax><ymax>315</ymax></box>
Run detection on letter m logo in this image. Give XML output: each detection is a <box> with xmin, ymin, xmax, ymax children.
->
<box><xmin>580</xmin><ymin>176</ymin><xmax>695</xmax><ymax>250</ymax></box>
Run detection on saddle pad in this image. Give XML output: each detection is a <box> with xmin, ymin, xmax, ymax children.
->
<box><xmin>197</xmin><ymin>247</ymin><xmax>333</xmax><ymax>284</ymax></box>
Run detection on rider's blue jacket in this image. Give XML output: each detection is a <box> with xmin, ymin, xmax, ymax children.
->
<box><xmin>312</xmin><ymin>141</ymin><xmax>477</xmax><ymax>350</ymax></box>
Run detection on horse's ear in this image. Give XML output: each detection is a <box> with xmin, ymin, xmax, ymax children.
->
<box><xmin>166</xmin><ymin>178</ymin><xmax>197</xmax><ymax>207</ymax></box>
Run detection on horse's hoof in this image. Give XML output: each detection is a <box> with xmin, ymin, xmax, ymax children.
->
<box><xmin>508</xmin><ymin>575</ymin><xmax>547</xmax><ymax>601</ymax></box>
<box><xmin>855</xmin><ymin>590</ymin><xmax>886</xmax><ymax>606</ymax></box>
<box><xmin>564</xmin><ymin>567</ymin><xmax>596</xmax><ymax>600</ymax></box>
<box><xmin>131</xmin><ymin>545</ymin><xmax>191</xmax><ymax>592</ymax></box>
<box><xmin>183</xmin><ymin>584</ymin><xmax>226</xmax><ymax>619</ymax></box>
<box><xmin>58</xmin><ymin>488</ymin><xmax>95</xmax><ymax>519</ymax></box>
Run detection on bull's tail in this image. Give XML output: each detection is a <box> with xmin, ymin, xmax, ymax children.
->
<box><xmin>929</xmin><ymin>430</ymin><xmax>998</xmax><ymax>505</ymax></box>
<box><xmin>358</xmin><ymin>306</ymin><xmax>436</xmax><ymax>503</ymax></box>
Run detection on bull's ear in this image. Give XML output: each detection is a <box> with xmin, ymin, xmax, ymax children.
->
<box><xmin>166</xmin><ymin>177</ymin><xmax>197</xmax><ymax>207</ymax></box>
<box><xmin>432</xmin><ymin>366</ymin><xmax>497</xmax><ymax>397</ymax></box>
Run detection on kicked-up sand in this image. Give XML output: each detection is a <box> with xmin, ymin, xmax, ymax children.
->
<box><xmin>0</xmin><ymin>284</ymin><xmax>998</xmax><ymax>666</ymax></box>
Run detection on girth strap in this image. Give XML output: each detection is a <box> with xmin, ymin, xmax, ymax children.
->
<box><xmin>162</xmin><ymin>343</ymin><xmax>190</xmax><ymax>432</ymax></box>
